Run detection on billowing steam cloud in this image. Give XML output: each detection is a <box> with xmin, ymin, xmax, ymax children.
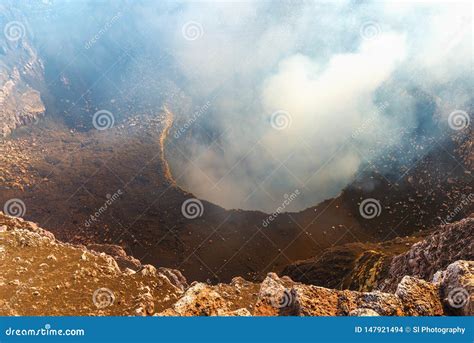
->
<box><xmin>18</xmin><ymin>0</ymin><xmax>473</xmax><ymax>212</ymax></box>
<box><xmin>159</xmin><ymin>1</ymin><xmax>472</xmax><ymax>212</ymax></box>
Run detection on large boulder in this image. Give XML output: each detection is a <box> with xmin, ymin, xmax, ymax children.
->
<box><xmin>395</xmin><ymin>276</ymin><xmax>443</xmax><ymax>315</ymax></box>
<box><xmin>163</xmin><ymin>282</ymin><xmax>227</xmax><ymax>316</ymax></box>
<box><xmin>433</xmin><ymin>260</ymin><xmax>473</xmax><ymax>316</ymax></box>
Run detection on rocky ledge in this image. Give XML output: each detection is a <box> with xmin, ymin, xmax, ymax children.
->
<box><xmin>0</xmin><ymin>212</ymin><xmax>472</xmax><ymax>316</ymax></box>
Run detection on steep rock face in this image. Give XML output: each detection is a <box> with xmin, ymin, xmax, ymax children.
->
<box><xmin>345</xmin><ymin>250</ymin><xmax>387</xmax><ymax>291</ymax></box>
<box><xmin>282</xmin><ymin>243</ymin><xmax>378</xmax><ymax>289</ymax></box>
<box><xmin>282</xmin><ymin>235</ymin><xmax>424</xmax><ymax>291</ymax></box>
<box><xmin>283</xmin><ymin>216</ymin><xmax>473</xmax><ymax>293</ymax></box>
<box><xmin>379</xmin><ymin>217</ymin><xmax>474</xmax><ymax>292</ymax></box>
<box><xmin>1</xmin><ymin>212</ymin><xmax>471</xmax><ymax>316</ymax></box>
<box><xmin>0</xmin><ymin>3</ymin><xmax>45</xmax><ymax>137</ymax></box>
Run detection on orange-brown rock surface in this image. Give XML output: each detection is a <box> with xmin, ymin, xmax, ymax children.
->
<box><xmin>1</xmin><ymin>212</ymin><xmax>471</xmax><ymax>316</ymax></box>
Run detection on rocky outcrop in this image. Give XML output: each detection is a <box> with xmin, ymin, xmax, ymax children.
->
<box><xmin>167</xmin><ymin>268</ymin><xmax>467</xmax><ymax>317</ymax></box>
<box><xmin>156</xmin><ymin>267</ymin><xmax>188</xmax><ymax>292</ymax></box>
<box><xmin>379</xmin><ymin>217</ymin><xmax>473</xmax><ymax>292</ymax></box>
<box><xmin>283</xmin><ymin>216</ymin><xmax>473</xmax><ymax>294</ymax></box>
<box><xmin>87</xmin><ymin>244</ymin><xmax>142</xmax><ymax>271</ymax></box>
<box><xmin>282</xmin><ymin>243</ymin><xmax>378</xmax><ymax>289</ymax></box>
<box><xmin>0</xmin><ymin>212</ymin><xmax>472</xmax><ymax>316</ymax></box>
<box><xmin>282</xmin><ymin>236</ymin><xmax>423</xmax><ymax>291</ymax></box>
<box><xmin>0</xmin><ymin>2</ymin><xmax>45</xmax><ymax>137</ymax></box>
<box><xmin>157</xmin><ymin>276</ymin><xmax>260</xmax><ymax>316</ymax></box>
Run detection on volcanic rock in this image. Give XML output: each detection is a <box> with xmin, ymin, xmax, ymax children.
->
<box><xmin>380</xmin><ymin>217</ymin><xmax>473</xmax><ymax>291</ymax></box>
<box><xmin>433</xmin><ymin>260</ymin><xmax>473</xmax><ymax>316</ymax></box>
<box><xmin>0</xmin><ymin>212</ymin><xmax>472</xmax><ymax>316</ymax></box>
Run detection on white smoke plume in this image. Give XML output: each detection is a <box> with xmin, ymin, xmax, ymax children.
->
<box><xmin>19</xmin><ymin>0</ymin><xmax>473</xmax><ymax>212</ymax></box>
